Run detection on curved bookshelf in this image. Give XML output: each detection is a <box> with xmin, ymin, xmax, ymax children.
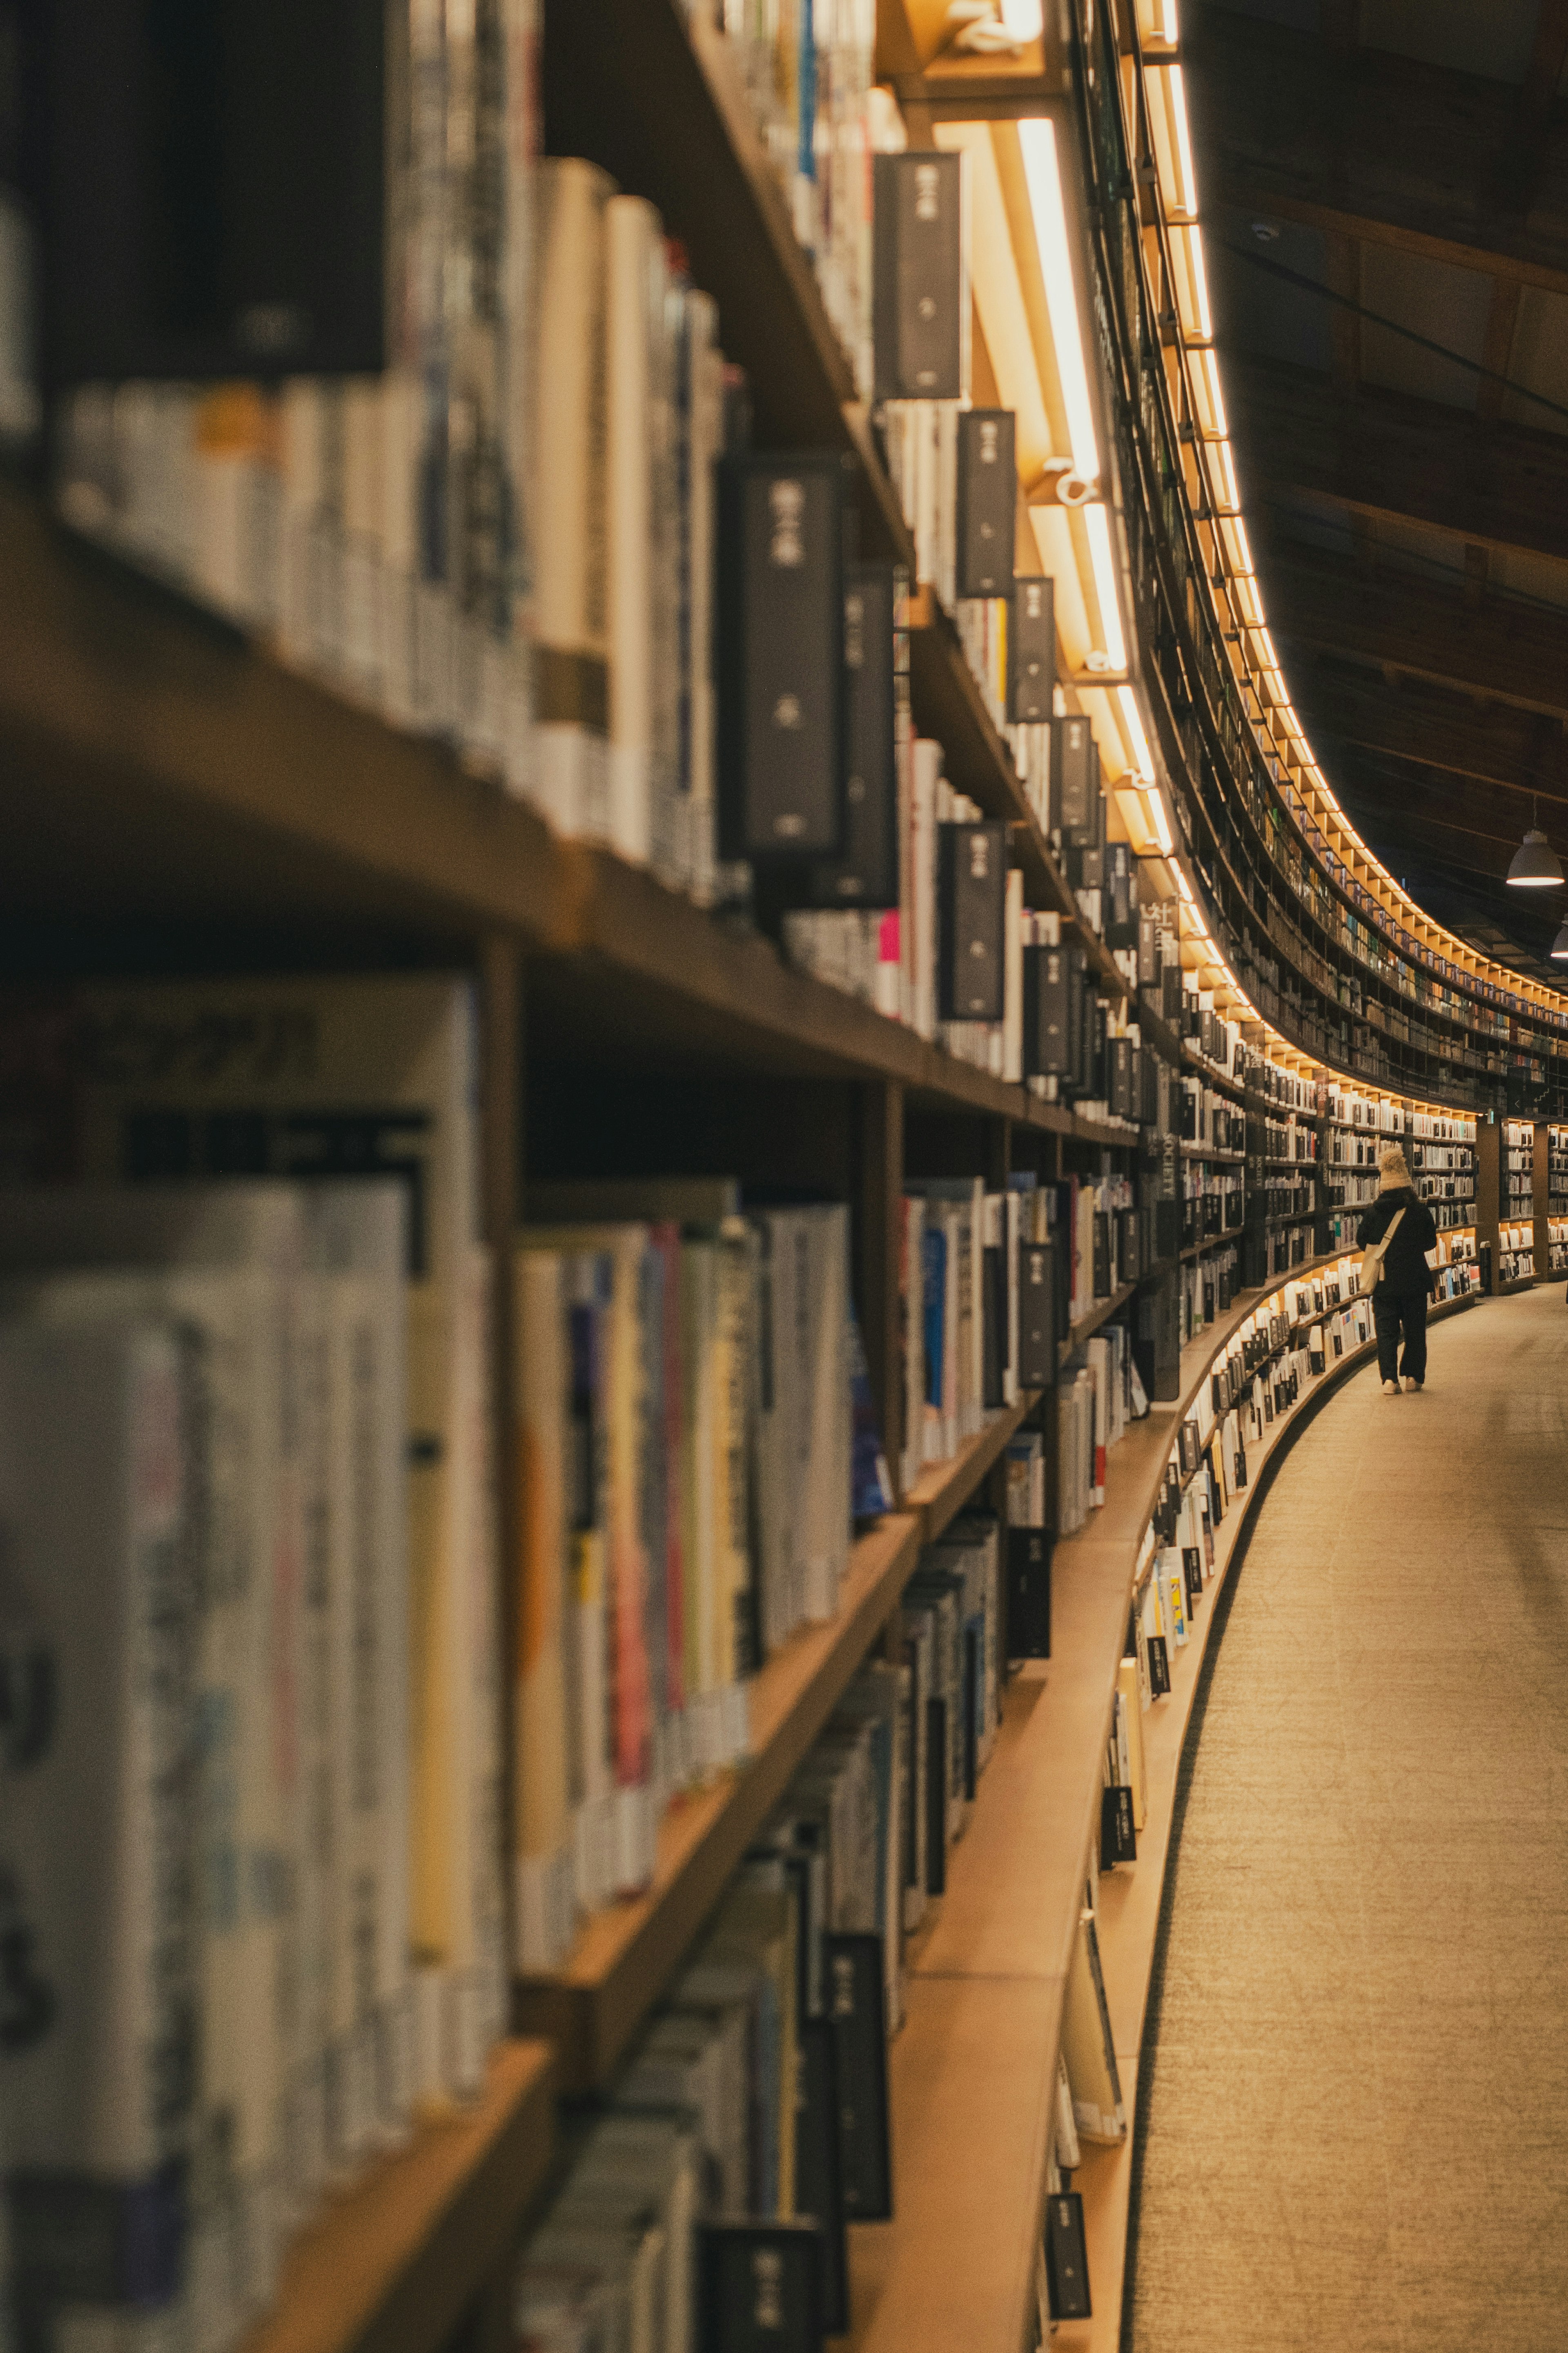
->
<box><xmin>842</xmin><ymin>1265</ymin><xmax>1481</xmax><ymax>2353</ymax></box>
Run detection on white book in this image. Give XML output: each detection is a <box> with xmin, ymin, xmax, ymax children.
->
<box><xmin>0</xmin><ymin>1187</ymin><xmax>307</xmax><ymax>2340</ymax></box>
<box><xmin>0</xmin><ymin>1316</ymin><xmax>196</xmax><ymax>2352</ymax></box>
<box><xmin>300</xmin><ymin>1184</ymin><xmax>412</xmax><ymax>2156</ymax></box>
<box><xmin>64</xmin><ymin>972</ymin><xmax>499</xmax><ymax>2115</ymax></box>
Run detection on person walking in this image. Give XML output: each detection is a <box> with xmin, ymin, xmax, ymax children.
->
<box><xmin>1357</xmin><ymin>1144</ymin><xmax>1439</xmax><ymax>1395</ymax></box>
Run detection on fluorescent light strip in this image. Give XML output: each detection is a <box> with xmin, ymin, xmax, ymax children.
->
<box><xmin>1116</xmin><ymin>685</ymin><xmax>1154</xmax><ymax>781</ymax></box>
<box><xmin>1208</xmin><ymin>438</ymin><xmax>1239</xmax><ymax>510</ymax></box>
<box><xmin>1018</xmin><ymin>117</ymin><xmax>1101</xmax><ymax>482</ymax></box>
<box><xmin>1085</xmin><ymin>502</ymin><xmax>1128</xmax><ymax>670</ymax></box>
<box><xmin>1168</xmin><ymin>68</ymin><xmax>1199</xmax><ymax>216</ymax></box>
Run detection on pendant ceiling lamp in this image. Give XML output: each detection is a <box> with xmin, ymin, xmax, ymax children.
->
<box><xmin>1552</xmin><ymin>919</ymin><xmax>1568</xmax><ymax>960</ymax></box>
<box><xmin>1506</xmin><ymin>797</ymin><xmax>1564</xmax><ymax>886</ymax></box>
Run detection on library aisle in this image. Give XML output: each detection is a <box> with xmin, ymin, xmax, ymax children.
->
<box><xmin>1128</xmin><ymin>1283</ymin><xmax>1568</xmax><ymax>2352</ymax></box>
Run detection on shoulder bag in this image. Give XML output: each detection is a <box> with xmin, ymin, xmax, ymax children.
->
<box><xmin>1358</xmin><ymin>1205</ymin><xmax>1405</xmax><ymax>1298</ymax></box>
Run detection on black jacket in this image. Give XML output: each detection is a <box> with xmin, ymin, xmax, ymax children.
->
<box><xmin>1357</xmin><ymin>1186</ymin><xmax>1438</xmax><ymax>1291</ymax></box>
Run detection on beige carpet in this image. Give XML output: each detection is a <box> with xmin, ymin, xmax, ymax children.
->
<box><xmin>1127</xmin><ymin>1283</ymin><xmax>1568</xmax><ymax>2353</ymax></box>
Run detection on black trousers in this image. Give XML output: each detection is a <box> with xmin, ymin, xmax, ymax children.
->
<box><xmin>1374</xmin><ymin>1285</ymin><xmax>1428</xmax><ymax>1385</ymax></box>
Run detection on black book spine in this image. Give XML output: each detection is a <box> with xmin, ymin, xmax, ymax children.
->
<box><xmin>872</xmin><ymin>150</ymin><xmax>966</xmax><ymax>400</ymax></box>
<box><xmin>936</xmin><ymin>821</ymin><xmax>1008</xmax><ymax>1021</ymax></box>
<box><xmin>806</xmin><ymin>561</ymin><xmax>901</xmax><ymax>907</ymax></box>
<box><xmin>962</xmin><ymin>1620</ymin><xmax>980</xmax><ymax>1801</ymax></box>
<box><xmin>1009</xmin><ymin>574</ymin><xmax>1055</xmax><ymax>723</ymax></box>
<box><xmin>1007</xmin><ymin>1526</ymin><xmax>1051</xmax><ymax>1658</ymax></box>
<box><xmin>698</xmin><ymin>2224</ymin><xmax>827</xmax><ymax>2353</ymax></box>
<box><xmin>1016</xmin><ymin>1240</ymin><xmax>1056</xmax><ymax>1386</ymax></box>
<box><xmin>824</xmin><ymin>1933</ymin><xmax>893</xmax><ymax>2221</ymax></box>
<box><xmin>1056</xmin><ymin>714</ymin><xmax>1097</xmax><ymax>842</ymax></box>
<box><xmin>1100</xmin><ymin>1782</ymin><xmax>1136</xmax><ymax>1865</ymax></box>
<box><xmin>717</xmin><ymin>453</ymin><xmax>847</xmax><ymax>862</ymax></box>
<box><xmin>955</xmin><ymin>408</ymin><xmax>1016</xmax><ymax>597</ymax></box>
<box><xmin>924</xmin><ymin>1694</ymin><xmax>947</xmax><ymax>1893</ymax></box>
<box><xmin>794</xmin><ymin>2021</ymin><xmax>849</xmax><ymax>2334</ymax></box>
<box><xmin>1044</xmin><ymin>2192</ymin><xmax>1093</xmax><ymax>2322</ymax></box>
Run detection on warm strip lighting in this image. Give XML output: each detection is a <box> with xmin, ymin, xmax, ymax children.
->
<box><xmin>1018</xmin><ymin>117</ymin><xmax>1101</xmax><ymax>482</ymax></box>
<box><xmin>1219</xmin><ymin>515</ymin><xmax>1255</xmax><ymax>574</ymax></box>
<box><xmin>1186</xmin><ymin>226</ymin><xmax>1213</xmax><ymax>339</ymax></box>
<box><xmin>1084</xmin><ymin>501</ymin><xmax>1128</xmax><ymax>670</ymax></box>
<box><xmin>1207</xmin><ymin>438</ymin><xmax>1239</xmax><ymax>511</ymax></box>
<box><xmin>1191</xmin><ymin>348</ymin><xmax>1228</xmax><ymax>436</ymax></box>
<box><xmin>1168</xmin><ymin>67</ymin><xmax>1199</xmax><ymax>216</ymax></box>
<box><xmin>1116</xmin><ymin>684</ymin><xmax>1154</xmax><ymax>781</ymax></box>
<box><xmin>1232</xmin><ymin>574</ymin><xmax>1264</xmax><ymax>627</ymax></box>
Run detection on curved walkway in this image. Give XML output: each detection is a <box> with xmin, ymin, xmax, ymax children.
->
<box><xmin>1127</xmin><ymin>1283</ymin><xmax>1568</xmax><ymax>2353</ymax></box>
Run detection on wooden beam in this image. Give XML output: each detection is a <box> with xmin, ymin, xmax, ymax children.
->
<box><xmin>1188</xmin><ymin>5</ymin><xmax>1568</xmax><ymax>294</ymax></box>
<box><xmin>1261</xmin><ymin>541</ymin><xmax>1568</xmax><ymax>719</ymax></box>
<box><xmin>1229</xmin><ymin>354</ymin><xmax>1568</xmax><ymax>565</ymax></box>
<box><xmin>1293</xmin><ymin>661</ymin><xmax>1568</xmax><ymax>808</ymax></box>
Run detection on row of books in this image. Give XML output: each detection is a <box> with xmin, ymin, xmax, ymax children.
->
<box><xmin>1548</xmin><ymin>1220</ymin><xmax>1568</xmax><ymax>1275</ymax></box>
<box><xmin>1180</xmin><ymin>1245</ymin><xmax>1240</xmax><ymax>1341</ymax></box>
<box><xmin>1180</xmin><ymin>997</ymin><xmax>1244</xmax><ymax>1082</ymax></box>
<box><xmin>898</xmin><ymin>1178</ymin><xmax>1051</xmax><ymax>1496</ymax></box>
<box><xmin>692</xmin><ymin>0</ymin><xmax>882</xmax><ymax>399</ymax></box>
<box><xmin>514</xmin><ymin>1507</ymin><xmax>1007</xmax><ymax>2346</ymax></box>
<box><xmin>1325</xmin><ymin>1086</ymin><xmax>1475</xmax><ymax>1138</ymax></box>
<box><xmin>1062</xmin><ymin>1169</ymin><xmax>1139</xmax><ymax>1325</ymax></box>
<box><xmin>1179</xmin><ymin>1078</ymin><xmax>1244</xmax><ymax>1152</ymax></box>
<box><xmin>1241</xmin><ymin>1051</ymin><xmax>1313</xmax><ymax>1109</ymax></box>
<box><xmin>1056</xmin><ymin>1324</ymin><xmax>1144</xmax><ymax>1537</ymax></box>
<box><xmin>58</xmin><ymin>0</ymin><xmax>538</xmax><ymax>776</ymax></box>
<box><xmin>513</xmin><ymin>1184</ymin><xmax>858</xmax><ymax>1968</ymax></box>
<box><xmin>1498</xmin><ymin>1224</ymin><xmax>1535</xmax><ymax>1284</ymax></box>
<box><xmin>0</xmin><ymin>1178</ymin><xmax>501</xmax><ymax>2353</ymax></box>
<box><xmin>1180</xmin><ymin>1164</ymin><xmax>1244</xmax><ymax>1247</ymax></box>
<box><xmin>1256</xmin><ymin>1113</ymin><xmax>1316</xmax><ymax>1164</ymax></box>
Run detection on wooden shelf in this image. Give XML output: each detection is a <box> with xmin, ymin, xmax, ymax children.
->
<box><xmin>1178</xmin><ymin>1235</ymin><xmax>1244</xmax><ymax>1263</ymax></box>
<box><xmin>0</xmin><ymin>486</ymin><xmax>582</xmax><ymax>962</ymax></box>
<box><xmin>842</xmin><ymin>1287</ymin><xmax>1479</xmax><ymax>2353</ymax></box>
<box><xmin>515</xmin><ymin>1397</ymin><xmax>1038</xmax><ymax>2092</ymax></box>
<box><xmin>243</xmin><ymin>2041</ymin><xmax>556</xmax><ymax>2353</ymax></box>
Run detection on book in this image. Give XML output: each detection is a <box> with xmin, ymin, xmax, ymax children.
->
<box><xmin>6</xmin><ymin>972</ymin><xmax>504</xmax><ymax>2110</ymax></box>
<box><xmin>1060</xmin><ymin>1909</ymin><xmax>1125</xmax><ymax>2144</ymax></box>
<box><xmin>0</xmin><ymin>1317</ymin><xmax>196</xmax><ymax>2352</ymax></box>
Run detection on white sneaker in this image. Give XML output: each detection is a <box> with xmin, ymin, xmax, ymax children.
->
<box><xmin>1382</xmin><ymin>1379</ymin><xmax>1400</xmax><ymax>1396</ymax></box>
<box><xmin>1402</xmin><ymin>1376</ymin><xmax>1421</xmax><ymax>1392</ymax></box>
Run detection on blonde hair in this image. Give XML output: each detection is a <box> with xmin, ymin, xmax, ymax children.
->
<box><xmin>1378</xmin><ymin>1145</ymin><xmax>1412</xmax><ymax>1190</ymax></box>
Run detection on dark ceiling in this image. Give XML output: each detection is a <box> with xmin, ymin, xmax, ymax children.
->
<box><xmin>1185</xmin><ymin>0</ymin><xmax>1568</xmax><ymax>984</ymax></box>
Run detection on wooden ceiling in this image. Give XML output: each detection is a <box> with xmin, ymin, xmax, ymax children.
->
<box><xmin>1186</xmin><ymin>0</ymin><xmax>1568</xmax><ymax>982</ymax></box>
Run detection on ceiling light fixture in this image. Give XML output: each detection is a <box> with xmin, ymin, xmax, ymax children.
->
<box><xmin>1551</xmin><ymin>919</ymin><xmax>1568</xmax><ymax>960</ymax></box>
<box><xmin>1506</xmin><ymin>800</ymin><xmax>1564</xmax><ymax>887</ymax></box>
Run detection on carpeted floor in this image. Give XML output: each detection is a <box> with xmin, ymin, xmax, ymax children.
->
<box><xmin>1127</xmin><ymin>1283</ymin><xmax>1568</xmax><ymax>2353</ymax></box>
